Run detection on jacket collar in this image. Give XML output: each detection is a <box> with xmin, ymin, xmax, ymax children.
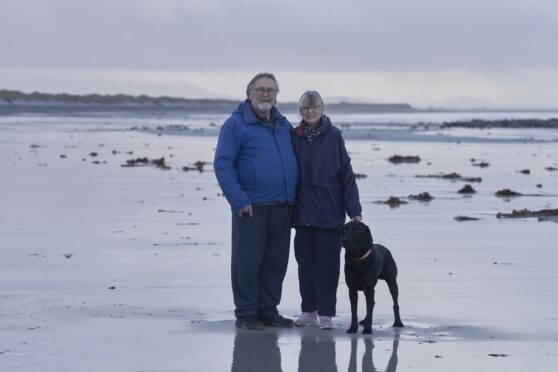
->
<box><xmin>237</xmin><ymin>99</ymin><xmax>285</xmax><ymax>126</ymax></box>
<box><xmin>295</xmin><ymin>115</ymin><xmax>332</xmax><ymax>137</ymax></box>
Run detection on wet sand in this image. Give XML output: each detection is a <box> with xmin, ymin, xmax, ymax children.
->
<box><xmin>1</xmin><ymin>115</ymin><xmax>557</xmax><ymax>371</ymax></box>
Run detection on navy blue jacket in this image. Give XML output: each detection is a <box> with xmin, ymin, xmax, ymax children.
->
<box><xmin>214</xmin><ymin>100</ymin><xmax>298</xmax><ymax>212</ymax></box>
<box><xmin>291</xmin><ymin>116</ymin><xmax>362</xmax><ymax>229</ymax></box>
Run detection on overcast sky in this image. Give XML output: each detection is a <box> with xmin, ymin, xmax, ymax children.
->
<box><xmin>2</xmin><ymin>0</ymin><xmax>558</xmax><ymax>108</ymax></box>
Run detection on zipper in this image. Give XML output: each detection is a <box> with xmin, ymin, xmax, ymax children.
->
<box><xmin>305</xmin><ymin>138</ymin><xmax>312</xmax><ymax>226</ymax></box>
<box><xmin>272</xmin><ymin>122</ymin><xmax>289</xmax><ymax>203</ymax></box>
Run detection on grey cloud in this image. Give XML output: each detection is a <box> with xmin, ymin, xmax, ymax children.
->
<box><xmin>1</xmin><ymin>0</ymin><xmax>557</xmax><ymax>72</ymax></box>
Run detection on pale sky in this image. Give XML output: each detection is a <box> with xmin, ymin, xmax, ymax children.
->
<box><xmin>2</xmin><ymin>0</ymin><xmax>558</xmax><ymax>108</ymax></box>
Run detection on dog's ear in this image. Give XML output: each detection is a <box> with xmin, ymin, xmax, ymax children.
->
<box><xmin>366</xmin><ymin>225</ymin><xmax>374</xmax><ymax>246</ymax></box>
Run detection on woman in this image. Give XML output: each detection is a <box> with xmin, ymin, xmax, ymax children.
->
<box><xmin>291</xmin><ymin>91</ymin><xmax>362</xmax><ymax>330</ymax></box>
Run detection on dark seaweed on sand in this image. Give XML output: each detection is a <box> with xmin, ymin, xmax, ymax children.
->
<box><xmin>388</xmin><ymin>155</ymin><xmax>421</xmax><ymax>164</ymax></box>
<box><xmin>458</xmin><ymin>185</ymin><xmax>476</xmax><ymax>194</ymax></box>
<box><xmin>376</xmin><ymin>196</ymin><xmax>409</xmax><ymax>208</ymax></box>
<box><xmin>122</xmin><ymin>157</ymin><xmax>171</xmax><ymax>170</ymax></box>
<box><xmin>182</xmin><ymin>161</ymin><xmax>210</xmax><ymax>173</ymax></box>
<box><xmin>496</xmin><ymin>208</ymin><xmax>558</xmax><ymax>219</ymax></box>
<box><xmin>416</xmin><ymin>173</ymin><xmax>482</xmax><ymax>183</ymax></box>
<box><xmin>495</xmin><ymin>189</ymin><xmax>522</xmax><ymax>197</ymax></box>
<box><xmin>472</xmin><ymin>161</ymin><xmax>490</xmax><ymax>168</ymax></box>
<box><xmin>408</xmin><ymin>192</ymin><xmax>434</xmax><ymax>201</ymax></box>
<box><xmin>454</xmin><ymin>216</ymin><xmax>481</xmax><ymax>222</ymax></box>
<box><xmin>441</xmin><ymin>118</ymin><xmax>558</xmax><ymax>129</ymax></box>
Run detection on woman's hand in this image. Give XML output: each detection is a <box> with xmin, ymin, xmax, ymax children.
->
<box><xmin>351</xmin><ymin>216</ymin><xmax>362</xmax><ymax>222</ymax></box>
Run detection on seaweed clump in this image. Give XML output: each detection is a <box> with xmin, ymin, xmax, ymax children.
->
<box><xmin>496</xmin><ymin>208</ymin><xmax>558</xmax><ymax>220</ymax></box>
<box><xmin>416</xmin><ymin>173</ymin><xmax>482</xmax><ymax>183</ymax></box>
<box><xmin>495</xmin><ymin>189</ymin><xmax>522</xmax><ymax>197</ymax></box>
<box><xmin>408</xmin><ymin>192</ymin><xmax>434</xmax><ymax>202</ymax></box>
<box><xmin>458</xmin><ymin>185</ymin><xmax>476</xmax><ymax>194</ymax></box>
<box><xmin>388</xmin><ymin>155</ymin><xmax>421</xmax><ymax>164</ymax></box>
<box><xmin>454</xmin><ymin>216</ymin><xmax>480</xmax><ymax>222</ymax></box>
<box><xmin>376</xmin><ymin>197</ymin><xmax>409</xmax><ymax>208</ymax></box>
<box><xmin>182</xmin><ymin>161</ymin><xmax>210</xmax><ymax>173</ymax></box>
<box><xmin>122</xmin><ymin>157</ymin><xmax>171</xmax><ymax>170</ymax></box>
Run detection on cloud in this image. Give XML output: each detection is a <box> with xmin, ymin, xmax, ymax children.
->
<box><xmin>2</xmin><ymin>0</ymin><xmax>557</xmax><ymax>72</ymax></box>
<box><xmin>2</xmin><ymin>0</ymin><xmax>557</xmax><ymax>107</ymax></box>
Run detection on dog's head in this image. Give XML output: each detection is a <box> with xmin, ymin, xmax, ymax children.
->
<box><xmin>341</xmin><ymin>221</ymin><xmax>374</xmax><ymax>259</ymax></box>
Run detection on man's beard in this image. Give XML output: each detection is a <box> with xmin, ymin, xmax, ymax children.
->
<box><xmin>254</xmin><ymin>101</ymin><xmax>274</xmax><ymax>113</ymax></box>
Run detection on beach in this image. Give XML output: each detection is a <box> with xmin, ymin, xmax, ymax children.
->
<box><xmin>1</xmin><ymin>111</ymin><xmax>557</xmax><ymax>371</ymax></box>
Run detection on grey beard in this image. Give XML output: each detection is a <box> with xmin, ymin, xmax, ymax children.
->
<box><xmin>254</xmin><ymin>101</ymin><xmax>273</xmax><ymax>114</ymax></box>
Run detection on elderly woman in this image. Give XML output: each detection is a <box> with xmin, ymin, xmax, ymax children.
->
<box><xmin>291</xmin><ymin>91</ymin><xmax>362</xmax><ymax>330</ymax></box>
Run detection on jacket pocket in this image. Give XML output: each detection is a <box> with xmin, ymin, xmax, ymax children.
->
<box><xmin>237</xmin><ymin>159</ymin><xmax>257</xmax><ymax>190</ymax></box>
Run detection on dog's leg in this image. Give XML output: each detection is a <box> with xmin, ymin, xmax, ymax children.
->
<box><xmin>362</xmin><ymin>288</ymin><xmax>375</xmax><ymax>334</ymax></box>
<box><xmin>386</xmin><ymin>278</ymin><xmax>404</xmax><ymax>327</ymax></box>
<box><xmin>347</xmin><ymin>288</ymin><xmax>359</xmax><ymax>333</ymax></box>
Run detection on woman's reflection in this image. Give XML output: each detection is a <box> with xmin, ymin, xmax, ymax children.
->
<box><xmin>298</xmin><ymin>333</ymin><xmax>338</xmax><ymax>372</ymax></box>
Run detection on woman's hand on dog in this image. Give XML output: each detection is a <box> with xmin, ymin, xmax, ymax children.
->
<box><xmin>351</xmin><ymin>216</ymin><xmax>362</xmax><ymax>222</ymax></box>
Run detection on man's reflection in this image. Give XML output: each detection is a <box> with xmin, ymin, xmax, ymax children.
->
<box><xmin>298</xmin><ymin>333</ymin><xmax>338</xmax><ymax>372</ymax></box>
<box><xmin>231</xmin><ymin>330</ymin><xmax>282</xmax><ymax>372</ymax></box>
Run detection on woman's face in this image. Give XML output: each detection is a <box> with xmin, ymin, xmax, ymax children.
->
<box><xmin>299</xmin><ymin>104</ymin><xmax>323</xmax><ymax>127</ymax></box>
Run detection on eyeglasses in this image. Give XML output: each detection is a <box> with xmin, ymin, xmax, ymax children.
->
<box><xmin>300</xmin><ymin>105</ymin><xmax>321</xmax><ymax>112</ymax></box>
<box><xmin>251</xmin><ymin>88</ymin><xmax>279</xmax><ymax>96</ymax></box>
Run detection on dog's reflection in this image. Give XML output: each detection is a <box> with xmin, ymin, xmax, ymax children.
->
<box><xmin>298</xmin><ymin>333</ymin><xmax>338</xmax><ymax>372</ymax></box>
<box><xmin>231</xmin><ymin>331</ymin><xmax>282</xmax><ymax>372</ymax></box>
<box><xmin>348</xmin><ymin>335</ymin><xmax>399</xmax><ymax>372</ymax></box>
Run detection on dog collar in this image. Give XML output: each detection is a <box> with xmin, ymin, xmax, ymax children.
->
<box><xmin>352</xmin><ymin>249</ymin><xmax>372</xmax><ymax>261</ymax></box>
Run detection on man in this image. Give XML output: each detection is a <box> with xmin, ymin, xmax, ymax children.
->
<box><xmin>214</xmin><ymin>72</ymin><xmax>298</xmax><ymax>330</ymax></box>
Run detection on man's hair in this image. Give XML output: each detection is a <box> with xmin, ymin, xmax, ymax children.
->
<box><xmin>246</xmin><ymin>72</ymin><xmax>279</xmax><ymax>98</ymax></box>
<box><xmin>298</xmin><ymin>90</ymin><xmax>325</xmax><ymax>109</ymax></box>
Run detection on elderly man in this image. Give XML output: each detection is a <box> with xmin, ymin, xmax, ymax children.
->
<box><xmin>214</xmin><ymin>72</ymin><xmax>298</xmax><ymax>330</ymax></box>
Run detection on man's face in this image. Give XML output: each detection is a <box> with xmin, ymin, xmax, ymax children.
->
<box><xmin>248</xmin><ymin>77</ymin><xmax>278</xmax><ymax>113</ymax></box>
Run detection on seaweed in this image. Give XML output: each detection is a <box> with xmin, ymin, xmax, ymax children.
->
<box><xmin>388</xmin><ymin>155</ymin><xmax>421</xmax><ymax>164</ymax></box>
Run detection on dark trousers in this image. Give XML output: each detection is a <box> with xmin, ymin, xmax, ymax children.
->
<box><xmin>294</xmin><ymin>226</ymin><xmax>342</xmax><ymax>317</ymax></box>
<box><xmin>231</xmin><ymin>204</ymin><xmax>292</xmax><ymax>318</ymax></box>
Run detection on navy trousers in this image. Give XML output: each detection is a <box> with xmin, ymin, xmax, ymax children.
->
<box><xmin>231</xmin><ymin>204</ymin><xmax>292</xmax><ymax>318</ymax></box>
<box><xmin>294</xmin><ymin>226</ymin><xmax>342</xmax><ymax>317</ymax></box>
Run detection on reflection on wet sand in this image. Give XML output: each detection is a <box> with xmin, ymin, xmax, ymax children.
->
<box><xmin>298</xmin><ymin>333</ymin><xmax>337</xmax><ymax>372</ymax></box>
<box><xmin>230</xmin><ymin>330</ymin><xmax>399</xmax><ymax>372</ymax></box>
<box><xmin>231</xmin><ymin>331</ymin><xmax>282</xmax><ymax>372</ymax></box>
<box><xmin>349</xmin><ymin>336</ymin><xmax>399</xmax><ymax>372</ymax></box>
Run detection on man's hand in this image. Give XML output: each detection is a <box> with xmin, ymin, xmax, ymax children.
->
<box><xmin>239</xmin><ymin>204</ymin><xmax>253</xmax><ymax>218</ymax></box>
<box><xmin>351</xmin><ymin>216</ymin><xmax>362</xmax><ymax>222</ymax></box>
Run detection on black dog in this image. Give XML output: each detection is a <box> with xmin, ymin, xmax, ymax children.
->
<box><xmin>342</xmin><ymin>221</ymin><xmax>404</xmax><ymax>334</ymax></box>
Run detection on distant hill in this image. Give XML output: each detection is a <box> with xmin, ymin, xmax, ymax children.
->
<box><xmin>0</xmin><ymin>89</ymin><xmax>415</xmax><ymax>114</ymax></box>
<box><xmin>0</xmin><ymin>89</ymin><xmax>239</xmax><ymax>110</ymax></box>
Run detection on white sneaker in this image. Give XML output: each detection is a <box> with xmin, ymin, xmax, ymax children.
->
<box><xmin>295</xmin><ymin>311</ymin><xmax>318</xmax><ymax>327</ymax></box>
<box><xmin>318</xmin><ymin>316</ymin><xmax>335</xmax><ymax>330</ymax></box>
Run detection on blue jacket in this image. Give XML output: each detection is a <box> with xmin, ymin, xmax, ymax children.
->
<box><xmin>214</xmin><ymin>100</ymin><xmax>298</xmax><ymax>212</ymax></box>
<box><xmin>291</xmin><ymin>116</ymin><xmax>362</xmax><ymax>229</ymax></box>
